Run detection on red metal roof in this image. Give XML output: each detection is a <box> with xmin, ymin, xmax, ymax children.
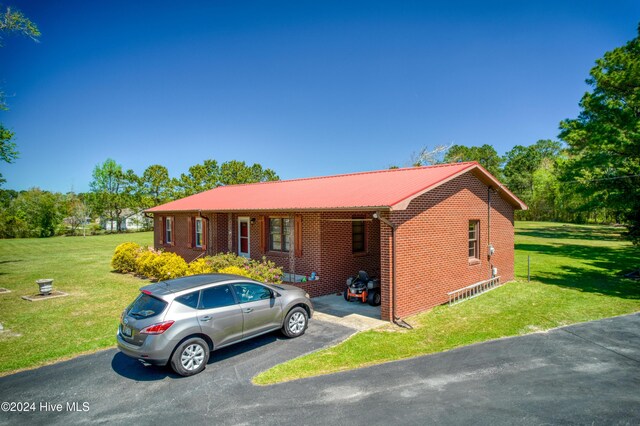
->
<box><xmin>147</xmin><ymin>162</ymin><xmax>527</xmax><ymax>213</ymax></box>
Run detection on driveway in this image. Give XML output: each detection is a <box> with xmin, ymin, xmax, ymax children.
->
<box><xmin>1</xmin><ymin>314</ymin><xmax>639</xmax><ymax>425</ymax></box>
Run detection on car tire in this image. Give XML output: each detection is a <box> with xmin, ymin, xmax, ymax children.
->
<box><xmin>367</xmin><ymin>289</ymin><xmax>381</xmax><ymax>306</ymax></box>
<box><xmin>282</xmin><ymin>307</ymin><xmax>308</xmax><ymax>338</ymax></box>
<box><xmin>343</xmin><ymin>287</ymin><xmax>350</xmax><ymax>302</ymax></box>
<box><xmin>170</xmin><ymin>337</ymin><xmax>210</xmax><ymax>377</ymax></box>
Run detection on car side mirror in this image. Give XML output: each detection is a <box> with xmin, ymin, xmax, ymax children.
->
<box><xmin>273</xmin><ymin>291</ymin><xmax>281</xmax><ymax>298</ymax></box>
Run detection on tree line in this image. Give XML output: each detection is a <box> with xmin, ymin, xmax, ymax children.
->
<box><xmin>408</xmin><ymin>140</ymin><xmax>597</xmax><ymax>224</ymax></box>
<box><xmin>0</xmin><ymin>159</ymin><xmax>278</xmax><ymax>238</ymax></box>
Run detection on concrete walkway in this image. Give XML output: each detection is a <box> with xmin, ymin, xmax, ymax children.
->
<box><xmin>312</xmin><ymin>293</ymin><xmax>387</xmax><ymax>331</ymax></box>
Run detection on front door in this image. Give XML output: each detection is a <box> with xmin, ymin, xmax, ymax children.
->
<box><xmin>238</xmin><ymin>217</ymin><xmax>250</xmax><ymax>258</ymax></box>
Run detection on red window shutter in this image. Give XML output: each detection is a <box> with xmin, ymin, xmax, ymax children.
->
<box><xmin>202</xmin><ymin>218</ymin><xmax>208</xmax><ymax>251</ymax></box>
<box><xmin>260</xmin><ymin>216</ymin><xmax>267</xmax><ymax>252</ymax></box>
<box><xmin>170</xmin><ymin>216</ymin><xmax>175</xmax><ymax>246</ymax></box>
<box><xmin>187</xmin><ymin>217</ymin><xmax>193</xmax><ymax>247</ymax></box>
<box><xmin>294</xmin><ymin>215</ymin><xmax>303</xmax><ymax>257</ymax></box>
<box><xmin>159</xmin><ymin>216</ymin><xmax>164</xmax><ymax>245</ymax></box>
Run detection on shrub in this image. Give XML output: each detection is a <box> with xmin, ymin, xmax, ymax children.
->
<box><xmin>248</xmin><ymin>257</ymin><xmax>283</xmax><ymax>283</ymax></box>
<box><xmin>111</xmin><ymin>242</ymin><xmax>142</xmax><ymax>273</ymax></box>
<box><xmin>153</xmin><ymin>252</ymin><xmax>188</xmax><ymax>281</ymax></box>
<box><xmin>218</xmin><ymin>265</ymin><xmax>252</xmax><ymax>278</ymax></box>
<box><xmin>206</xmin><ymin>252</ymin><xmax>249</xmax><ymax>272</ymax></box>
<box><xmin>135</xmin><ymin>248</ymin><xmax>160</xmax><ymax>278</ymax></box>
<box><xmin>187</xmin><ymin>258</ymin><xmax>214</xmax><ymax>276</ymax></box>
<box><xmin>205</xmin><ymin>253</ymin><xmax>283</xmax><ymax>283</ymax></box>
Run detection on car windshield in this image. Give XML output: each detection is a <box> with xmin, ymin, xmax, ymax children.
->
<box><xmin>128</xmin><ymin>293</ymin><xmax>167</xmax><ymax>319</ymax></box>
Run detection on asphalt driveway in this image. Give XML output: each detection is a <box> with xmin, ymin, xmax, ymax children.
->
<box><xmin>0</xmin><ymin>314</ymin><xmax>639</xmax><ymax>425</ymax></box>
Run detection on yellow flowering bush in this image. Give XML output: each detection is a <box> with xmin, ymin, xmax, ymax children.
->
<box><xmin>153</xmin><ymin>252</ymin><xmax>188</xmax><ymax>281</ymax></box>
<box><xmin>186</xmin><ymin>258</ymin><xmax>214</xmax><ymax>276</ymax></box>
<box><xmin>111</xmin><ymin>242</ymin><xmax>142</xmax><ymax>273</ymax></box>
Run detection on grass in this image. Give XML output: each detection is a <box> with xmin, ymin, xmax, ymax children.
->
<box><xmin>0</xmin><ymin>232</ymin><xmax>152</xmax><ymax>375</ymax></box>
<box><xmin>253</xmin><ymin>221</ymin><xmax>640</xmax><ymax>385</ymax></box>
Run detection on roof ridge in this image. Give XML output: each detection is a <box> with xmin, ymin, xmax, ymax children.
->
<box><xmin>213</xmin><ymin>161</ymin><xmax>479</xmax><ymax>190</ymax></box>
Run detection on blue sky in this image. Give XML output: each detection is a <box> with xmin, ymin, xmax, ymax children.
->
<box><xmin>1</xmin><ymin>0</ymin><xmax>638</xmax><ymax>192</ymax></box>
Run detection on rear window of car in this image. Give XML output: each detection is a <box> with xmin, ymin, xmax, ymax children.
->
<box><xmin>175</xmin><ymin>291</ymin><xmax>199</xmax><ymax>309</ymax></box>
<box><xmin>128</xmin><ymin>293</ymin><xmax>167</xmax><ymax>319</ymax></box>
<box><xmin>199</xmin><ymin>285</ymin><xmax>236</xmax><ymax>309</ymax></box>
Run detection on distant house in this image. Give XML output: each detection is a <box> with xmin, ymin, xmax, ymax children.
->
<box><xmin>103</xmin><ymin>209</ymin><xmax>152</xmax><ymax>232</ymax></box>
<box><xmin>146</xmin><ymin>162</ymin><xmax>526</xmax><ymax>321</ymax></box>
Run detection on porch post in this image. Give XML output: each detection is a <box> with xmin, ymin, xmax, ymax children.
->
<box><xmin>227</xmin><ymin>213</ymin><xmax>233</xmax><ymax>252</ymax></box>
<box><xmin>208</xmin><ymin>213</ymin><xmax>216</xmax><ymax>255</ymax></box>
<box><xmin>379</xmin><ymin>211</ymin><xmax>393</xmax><ymax>321</ymax></box>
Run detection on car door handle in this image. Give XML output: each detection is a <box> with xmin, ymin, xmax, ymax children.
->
<box><xmin>200</xmin><ymin>316</ymin><xmax>212</xmax><ymax>322</ymax></box>
<box><xmin>243</xmin><ymin>308</ymin><xmax>253</xmax><ymax>313</ymax></box>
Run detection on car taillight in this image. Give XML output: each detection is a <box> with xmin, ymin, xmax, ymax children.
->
<box><xmin>140</xmin><ymin>320</ymin><xmax>175</xmax><ymax>335</ymax></box>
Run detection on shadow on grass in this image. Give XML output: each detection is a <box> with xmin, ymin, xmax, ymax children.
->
<box><xmin>516</xmin><ymin>224</ymin><xmax>625</xmax><ymax>242</ymax></box>
<box><xmin>517</xmin><ymin>241</ymin><xmax>640</xmax><ymax>299</ymax></box>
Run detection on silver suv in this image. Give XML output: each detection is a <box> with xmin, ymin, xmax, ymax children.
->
<box><xmin>117</xmin><ymin>274</ymin><xmax>313</xmax><ymax>376</ymax></box>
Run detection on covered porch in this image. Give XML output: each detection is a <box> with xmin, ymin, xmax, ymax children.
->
<box><xmin>179</xmin><ymin>208</ymin><xmax>392</xmax><ymax>320</ymax></box>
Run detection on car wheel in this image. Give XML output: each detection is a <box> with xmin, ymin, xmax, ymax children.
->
<box><xmin>170</xmin><ymin>337</ymin><xmax>210</xmax><ymax>377</ymax></box>
<box><xmin>367</xmin><ymin>289</ymin><xmax>381</xmax><ymax>306</ymax></box>
<box><xmin>282</xmin><ymin>307</ymin><xmax>308</xmax><ymax>338</ymax></box>
<box><xmin>343</xmin><ymin>287</ymin><xmax>350</xmax><ymax>301</ymax></box>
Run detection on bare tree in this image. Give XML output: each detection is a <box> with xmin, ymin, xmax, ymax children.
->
<box><xmin>410</xmin><ymin>142</ymin><xmax>453</xmax><ymax>166</ymax></box>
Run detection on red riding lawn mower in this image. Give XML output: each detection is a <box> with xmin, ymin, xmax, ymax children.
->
<box><xmin>343</xmin><ymin>270</ymin><xmax>381</xmax><ymax>306</ymax></box>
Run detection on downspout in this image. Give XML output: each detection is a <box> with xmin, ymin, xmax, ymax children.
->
<box><xmin>487</xmin><ymin>187</ymin><xmax>493</xmax><ymax>279</ymax></box>
<box><xmin>374</xmin><ymin>211</ymin><xmax>412</xmax><ymax>329</ymax></box>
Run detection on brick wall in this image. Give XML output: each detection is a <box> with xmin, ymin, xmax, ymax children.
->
<box><xmin>153</xmin><ymin>214</ymin><xmax>208</xmax><ymax>262</ymax></box>
<box><xmin>154</xmin><ymin>210</ymin><xmax>381</xmax><ymax>298</ymax></box>
<box><xmin>379</xmin><ymin>170</ymin><xmax>515</xmax><ymax>320</ymax></box>
<box><xmin>318</xmin><ymin>211</ymin><xmax>380</xmax><ymax>297</ymax></box>
<box><xmin>153</xmin><ymin>169</ymin><xmax>517</xmax><ymax>321</ymax></box>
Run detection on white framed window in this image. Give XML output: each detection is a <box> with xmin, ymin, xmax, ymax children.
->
<box><xmin>165</xmin><ymin>217</ymin><xmax>172</xmax><ymax>244</ymax></box>
<box><xmin>468</xmin><ymin>220</ymin><xmax>479</xmax><ymax>259</ymax></box>
<box><xmin>195</xmin><ymin>217</ymin><xmax>203</xmax><ymax>248</ymax></box>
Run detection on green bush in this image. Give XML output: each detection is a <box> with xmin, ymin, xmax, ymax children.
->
<box><xmin>206</xmin><ymin>252</ymin><xmax>249</xmax><ymax>272</ymax></box>
<box><xmin>111</xmin><ymin>242</ymin><xmax>142</xmax><ymax>273</ymax></box>
<box><xmin>248</xmin><ymin>257</ymin><xmax>283</xmax><ymax>283</ymax></box>
<box><xmin>205</xmin><ymin>253</ymin><xmax>283</xmax><ymax>283</ymax></box>
<box><xmin>187</xmin><ymin>258</ymin><xmax>214</xmax><ymax>276</ymax></box>
<box><xmin>153</xmin><ymin>252</ymin><xmax>188</xmax><ymax>281</ymax></box>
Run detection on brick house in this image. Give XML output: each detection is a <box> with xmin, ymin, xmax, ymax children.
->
<box><xmin>146</xmin><ymin>162</ymin><xmax>526</xmax><ymax>321</ymax></box>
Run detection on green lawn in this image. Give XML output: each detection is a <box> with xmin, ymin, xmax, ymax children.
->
<box><xmin>253</xmin><ymin>221</ymin><xmax>640</xmax><ymax>385</ymax></box>
<box><xmin>0</xmin><ymin>232</ymin><xmax>152</xmax><ymax>375</ymax></box>
<box><xmin>1</xmin><ymin>223</ymin><xmax>638</xmax><ymax>379</ymax></box>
